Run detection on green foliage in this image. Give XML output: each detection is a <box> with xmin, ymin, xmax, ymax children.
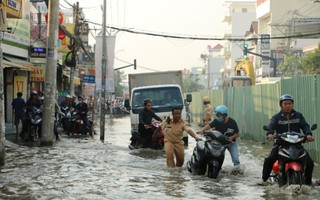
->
<box><xmin>182</xmin><ymin>74</ymin><xmax>205</xmax><ymax>93</ymax></box>
<box><xmin>114</xmin><ymin>71</ymin><xmax>125</xmax><ymax>97</ymax></box>
<box><xmin>301</xmin><ymin>47</ymin><xmax>320</xmax><ymax>75</ymax></box>
<box><xmin>278</xmin><ymin>54</ymin><xmax>303</xmax><ymax>76</ymax></box>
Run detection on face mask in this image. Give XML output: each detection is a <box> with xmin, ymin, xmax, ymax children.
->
<box><xmin>216</xmin><ymin>117</ymin><xmax>224</xmax><ymax>123</ymax></box>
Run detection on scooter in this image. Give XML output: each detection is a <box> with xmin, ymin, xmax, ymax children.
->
<box><xmin>129</xmin><ymin>118</ymin><xmax>164</xmax><ymax>150</ymax></box>
<box><xmin>68</xmin><ymin>109</ymin><xmax>93</xmax><ymax>137</ymax></box>
<box><xmin>187</xmin><ymin>130</ymin><xmax>231</xmax><ymax>178</ymax></box>
<box><xmin>26</xmin><ymin>106</ymin><xmax>43</xmax><ymax>142</ymax></box>
<box><xmin>59</xmin><ymin>106</ymin><xmax>70</xmax><ymax>131</ymax></box>
<box><xmin>264</xmin><ymin>124</ymin><xmax>317</xmax><ymax>186</ymax></box>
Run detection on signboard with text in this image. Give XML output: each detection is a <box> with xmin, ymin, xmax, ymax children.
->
<box><xmin>82</xmin><ymin>75</ymin><xmax>95</xmax><ymax>83</ymax></box>
<box><xmin>30</xmin><ymin>65</ymin><xmax>45</xmax><ymax>82</ymax></box>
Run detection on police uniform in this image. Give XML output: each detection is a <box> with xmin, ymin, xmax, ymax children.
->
<box><xmin>161</xmin><ymin>119</ymin><xmax>190</xmax><ymax>167</ymax></box>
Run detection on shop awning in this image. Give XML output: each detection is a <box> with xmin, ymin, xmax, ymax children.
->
<box><xmin>63</xmin><ymin>72</ymin><xmax>81</xmax><ymax>85</ymax></box>
<box><xmin>3</xmin><ymin>56</ymin><xmax>36</xmax><ymax>71</ymax></box>
<box><xmin>3</xmin><ymin>60</ymin><xmax>31</xmax><ymax>71</ymax></box>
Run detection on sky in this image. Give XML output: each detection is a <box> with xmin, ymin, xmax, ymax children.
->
<box><xmin>59</xmin><ymin>0</ymin><xmax>233</xmax><ymax>75</ymax></box>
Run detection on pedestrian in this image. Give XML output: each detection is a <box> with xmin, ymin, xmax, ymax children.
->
<box><xmin>11</xmin><ymin>92</ymin><xmax>26</xmax><ymax>137</ymax></box>
<box><xmin>202</xmin><ymin>96</ymin><xmax>213</xmax><ymax>126</ymax></box>
<box><xmin>154</xmin><ymin>107</ymin><xmax>200</xmax><ymax>168</ymax></box>
<box><xmin>198</xmin><ymin>105</ymin><xmax>241</xmax><ymax>168</ymax></box>
<box><xmin>259</xmin><ymin>94</ymin><xmax>314</xmax><ymax>185</ymax></box>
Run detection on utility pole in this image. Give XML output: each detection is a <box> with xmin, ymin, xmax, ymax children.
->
<box><xmin>100</xmin><ymin>0</ymin><xmax>107</xmax><ymax>142</ymax></box>
<box><xmin>41</xmin><ymin>0</ymin><xmax>60</xmax><ymax>145</ymax></box>
<box><xmin>0</xmin><ymin>30</ymin><xmax>5</xmax><ymax>167</ymax></box>
<box><xmin>69</xmin><ymin>2</ymin><xmax>80</xmax><ymax>96</ymax></box>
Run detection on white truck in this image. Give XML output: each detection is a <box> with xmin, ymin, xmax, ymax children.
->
<box><xmin>125</xmin><ymin>70</ymin><xmax>192</xmax><ymax>148</ymax></box>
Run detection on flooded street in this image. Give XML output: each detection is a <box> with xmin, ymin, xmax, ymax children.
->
<box><xmin>1</xmin><ymin>116</ymin><xmax>320</xmax><ymax>200</ymax></box>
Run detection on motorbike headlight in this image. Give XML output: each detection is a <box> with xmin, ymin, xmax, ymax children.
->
<box><xmin>35</xmin><ymin>118</ymin><xmax>42</xmax><ymax>124</ymax></box>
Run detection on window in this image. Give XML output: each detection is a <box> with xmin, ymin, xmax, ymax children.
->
<box><xmin>242</xmin><ymin>8</ymin><xmax>248</xmax><ymax>13</ymax></box>
<box><xmin>131</xmin><ymin>87</ymin><xmax>183</xmax><ymax>114</ymax></box>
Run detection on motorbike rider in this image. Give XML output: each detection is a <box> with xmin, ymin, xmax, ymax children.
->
<box><xmin>60</xmin><ymin>94</ymin><xmax>72</xmax><ymax>108</ymax></box>
<box><xmin>75</xmin><ymin>95</ymin><xmax>89</xmax><ymax>130</ymax></box>
<box><xmin>22</xmin><ymin>90</ymin><xmax>43</xmax><ymax>138</ymax></box>
<box><xmin>260</xmin><ymin>94</ymin><xmax>314</xmax><ymax>185</ymax></box>
<box><xmin>198</xmin><ymin>105</ymin><xmax>241</xmax><ymax>168</ymax></box>
<box><xmin>202</xmin><ymin>96</ymin><xmax>213</xmax><ymax>126</ymax></box>
<box><xmin>154</xmin><ymin>107</ymin><xmax>200</xmax><ymax>167</ymax></box>
<box><xmin>138</xmin><ymin>98</ymin><xmax>163</xmax><ymax>148</ymax></box>
<box><xmin>71</xmin><ymin>95</ymin><xmax>77</xmax><ymax>108</ymax></box>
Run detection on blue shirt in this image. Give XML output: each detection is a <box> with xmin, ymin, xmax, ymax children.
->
<box><xmin>11</xmin><ymin>97</ymin><xmax>25</xmax><ymax>114</ymax></box>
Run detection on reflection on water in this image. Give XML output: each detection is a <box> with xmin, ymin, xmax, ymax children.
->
<box><xmin>1</xmin><ymin>116</ymin><xmax>320</xmax><ymax>199</ymax></box>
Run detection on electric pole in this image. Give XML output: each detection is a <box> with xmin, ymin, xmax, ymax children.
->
<box><xmin>0</xmin><ymin>28</ymin><xmax>6</xmax><ymax>167</ymax></box>
<box><xmin>100</xmin><ymin>0</ymin><xmax>107</xmax><ymax>142</ymax></box>
<box><xmin>41</xmin><ymin>0</ymin><xmax>60</xmax><ymax>145</ymax></box>
<box><xmin>69</xmin><ymin>2</ymin><xmax>80</xmax><ymax>96</ymax></box>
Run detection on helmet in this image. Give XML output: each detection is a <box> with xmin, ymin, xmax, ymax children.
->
<box><xmin>78</xmin><ymin>95</ymin><xmax>84</xmax><ymax>99</ymax></box>
<box><xmin>144</xmin><ymin>98</ymin><xmax>152</xmax><ymax>105</ymax></box>
<box><xmin>66</xmin><ymin>95</ymin><xmax>71</xmax><ymax>99</ymax></box>
<box><xmin>72</xmin><ymin>95</ymin><xmax>77</xmax><ymax>98</ymax></box>
<box><xmin>203</xmin><ymin>96</ymin><xmax>210</xmax><ymax>103</ymax></box>
<box><xmin>214</xmin><ymin>105</ymin><xmax>228</xmax><ymax>116</ymax></box>
<box><xmin>279</xmin><ymin>94</ymin><xmax>294</xmax><ymax>106</ymax></box>
<box><xmin>31</xmin><ymin>90</ymin><xmax>38</xmax><ymax>95</ymax></box>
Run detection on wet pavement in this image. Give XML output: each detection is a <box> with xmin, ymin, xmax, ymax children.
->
<box><xmin>1</xmin><ymin>116</ymin><xmax>320</xmax><ymax>200</ymax></box>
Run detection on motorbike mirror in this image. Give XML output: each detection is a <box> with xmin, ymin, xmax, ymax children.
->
<box><xmin>311</xmin><ymin>124</ymin><xmax>317</xmax><ymax>131</ymax></box>
<box><xmin>186</xmin><ymin>94</ymin><xmax>192</xmax><ymax>103</ymax></box>
<box><xmin>263</xmin><ymin>125</ymin><xmax>269</xmax><ymax>131</ymax></box>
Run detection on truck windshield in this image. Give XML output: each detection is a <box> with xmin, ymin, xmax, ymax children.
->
<box><xmin>131</xmin><ymin>87</ymin><xmax>183</xmax><ymax>114</ymax></box>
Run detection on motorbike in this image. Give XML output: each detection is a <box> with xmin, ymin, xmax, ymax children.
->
<box><xmin>129</xmin><ymin>118</ymin><xmax>164</xmax><ymax>150</ymax></box>
<box><xmin>264</xmin><ymin>124</ymin><xmax>317</xmax><ymax>186</ymax></box>
<box><xmin>26</xmin><ymin>106</ymin><xmax>43</xmax><ymax>142</ymax></box>
<box><xmin>67</xmin><ymin>109</ymin><xmax>93</xmax><ymax>137</ymax></box>
<box><xmin>187</xmin><ymin>130</ymin><xmax>231</xmax><ymax>178</ymax></box>
<box><xmin>59</xmin><ymin>106</ymin><xmax>70</xmax><ymax>131</ymax></box>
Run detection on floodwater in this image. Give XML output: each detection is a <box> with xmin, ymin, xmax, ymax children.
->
<box><xmin>1</xmin><ymin>116</ymin><xmax>320</xmax><ymax>200</ymax></box>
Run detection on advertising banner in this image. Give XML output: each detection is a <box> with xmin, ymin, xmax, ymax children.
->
<box><xmin>4</xmin><ymin>0</ymin><xmax>30</xmax><ymax>47</ymax></box>
<box><xmin>30</xmin><ymin>65</ymin><xmax>45</xmax><ymax>82</ymax></box>
<box><xmin>82</xmin><ymin>83</ymin><xmax>95</xmax><ymax>97</ymax></box>
<box><xmin>13</xmin><ymin>76</ymin><xmax>27</xmax><ymax>100</ymax></box>
<box><xmin>95</xmin><ymin>35</ymin><xmax>115</xmax><ymax>92</ymax></box>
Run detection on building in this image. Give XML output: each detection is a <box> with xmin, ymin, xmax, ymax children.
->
<box><xmin>205</xmin><ymin>44</ymin><xmax>226</xmax><ymax>89</ymax></box>
<box><xmin>2</xmin><ymin>0</ymin><xmax>36</xmax><ymax>125</ymax></box>
<box><xmin>255</xmin><ymin>0</ymin><xmax>320</xmax><ymax>78</ymax></box>
<box><xmin>223</xmin><ymin>1</ymin><xmax>257</xmax><ymax>72</ymax></box>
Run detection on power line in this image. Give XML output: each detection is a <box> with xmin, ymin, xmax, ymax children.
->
<box><xmin>83</xmin><ymin>20</ymin><xmax>320</xmax><ymax>42</ymax></box>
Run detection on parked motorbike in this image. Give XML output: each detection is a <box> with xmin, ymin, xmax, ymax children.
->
<box><xmin>187</xmin><ymin>130</ymin><xmax>231</xmax><ymax>178</ymax></box>
<box><xmin>26</xmin><ymin>106</ymin><xmax>43</xmax><ymax>142</ymax></box>
<box><xmin>129</xmin><ymin>118</ymin><xmax>164</xmax><ymax>150</ymax></box>
<box><xmin>264</xmin><ymin>124</ymin><xmax>317</xmax><ymax>186</ymax></box>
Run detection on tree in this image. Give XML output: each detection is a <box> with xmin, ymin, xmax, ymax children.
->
<box><xmin>182</xmin><ymin>74</ymin><xmax>205</xmax><ymax>93</ymax></box>
<box><xmin>301</xmin><ymin>46</ymin><xmax>320</xmax><ymax>75</ymax></box>
<box><xmin>278</xmin><ymin>54</ymin><xmax>303</xmax><ymax>76</ymax></box>
<box><xmin>114</xmin><ymin>70</ymin><xmax>125</xmax><ymax>97</ymax></box>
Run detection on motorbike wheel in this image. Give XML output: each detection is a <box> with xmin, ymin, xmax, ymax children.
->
<box><xmin>207</xmin><ymin>163</ymin><xmax>220</xmax><ymax>179</ymax></box>
<box><xmin>30</xmin><ymin>128</ymin><xmax>39</xmax><ymax>142</ymax></box>
<box><xmin>287</xmin><ymin>170</ymin><xmax>302</xmax><ymax>185</ymax></box>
